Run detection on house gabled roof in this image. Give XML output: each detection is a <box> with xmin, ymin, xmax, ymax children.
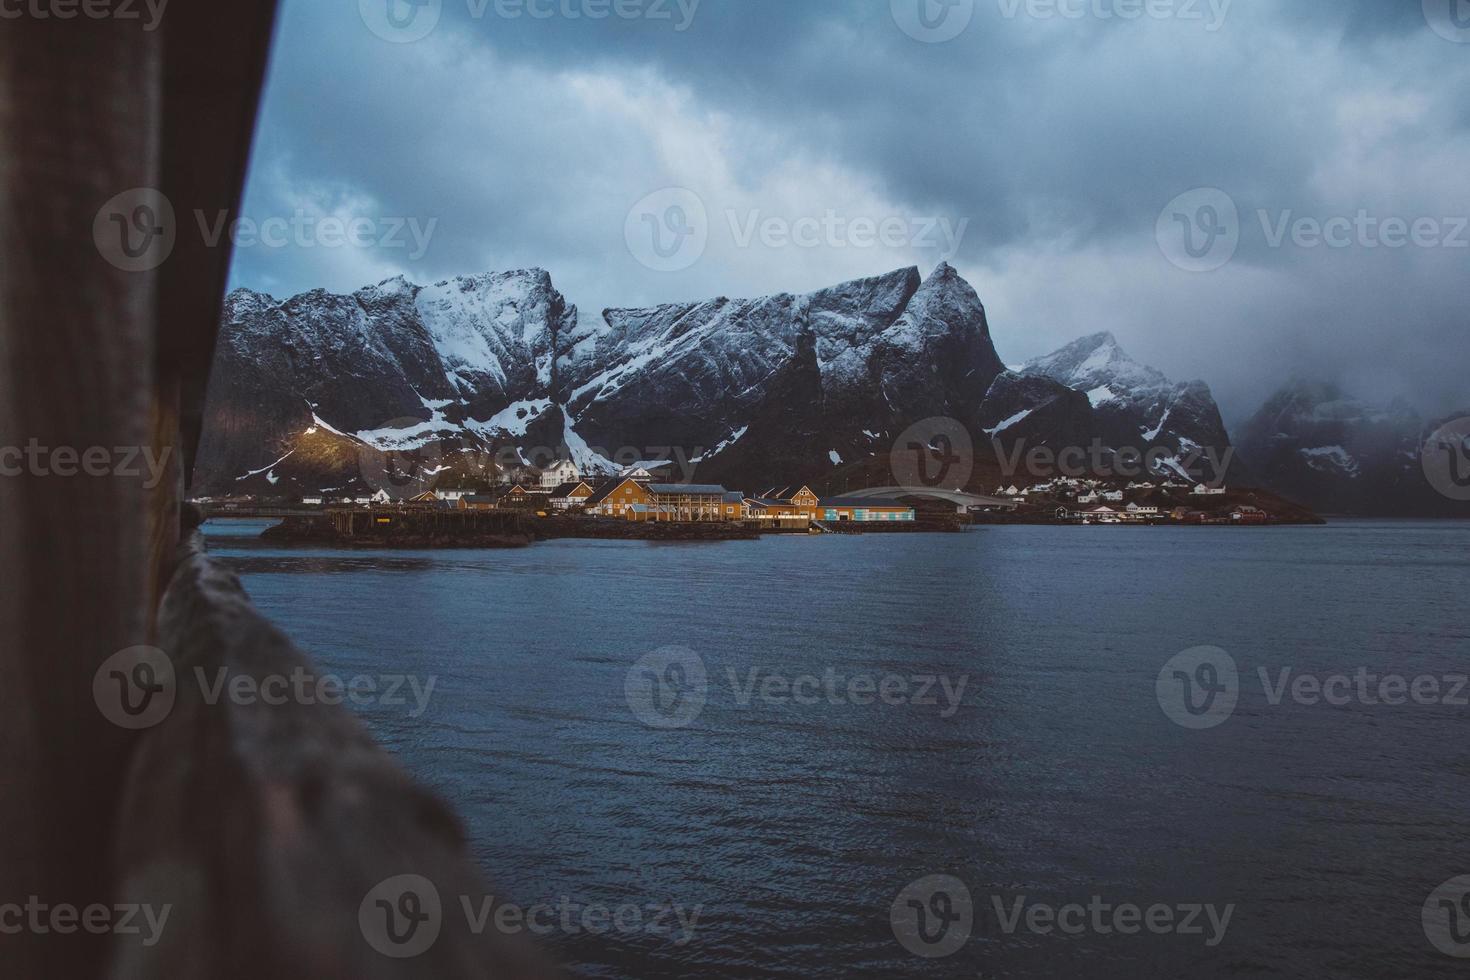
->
<box><xmin>583</xmin><ymin>477</ymin><xmax>653</xmax><ymax>508</ymax></box>
<box><xmin>549</xmin><ymin>481</ymin><xmax>593</xmax><ymax>498</ymax></box>
<box><xmin>761</xmin><ymin>485</ymin><xmax>817</xmax><ymax>501</ymax></box>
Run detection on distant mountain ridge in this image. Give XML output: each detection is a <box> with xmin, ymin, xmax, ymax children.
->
<box><xmin>1237</xmin><ymin>379</ymin><xmax>1467</xmax><ymax>516</ymax></box>
<box><xmin>196</xmin><ymin>264</ymin><xmax>1275</xmax><ymax>505</ymax></box>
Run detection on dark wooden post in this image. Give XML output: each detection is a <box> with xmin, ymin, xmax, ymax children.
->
<box><xmin>0</xmin><ymin>3</ymin><xmax>277</xmax><ymax>976</ymax></box>
<box><xmin>0</xmin><ymin>14</ymin><xmax>163</xmax><ymax>978</ymax></box>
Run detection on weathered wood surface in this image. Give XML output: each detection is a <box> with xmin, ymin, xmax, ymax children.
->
<box><xmin>111</xmin><ymin>523</ymin><xmax>560</xmax><ymax>979</ymax></box>
<box><xmin>0</xmin><ymin>2</ymin><xmax>560</xmax><ymax>976</ymax></box>
<box><xmin>0</xmin><ymin>13</ymin><xmax>164</xmax><ymax>979</ymax></box>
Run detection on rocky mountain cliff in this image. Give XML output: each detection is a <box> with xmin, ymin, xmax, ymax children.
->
<box><xmin>1237</xmin><ymin>380</ymin><xmax>1467</xmax><ymax>516</ymax></box>
<box><xmin>1019</xmin><ymin>332</ymin><xmax>1239</xmax><ymax>480</ymax></box>
<box><xmin>195</xmin><ymin>264</ymin><xmax>1244</xmax><ymax>500</ymax></box>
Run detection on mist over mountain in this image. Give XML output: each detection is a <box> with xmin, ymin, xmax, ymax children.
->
<box><xmin>1237</xmin><ymin>380</ymin><xmax>1467</xmax><ymax>516</ymax></box>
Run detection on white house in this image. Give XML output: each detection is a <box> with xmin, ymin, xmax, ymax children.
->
<box><xmin>1077</xmin><ymin>491</ymin><xmax>1100</xmax><ymax>504</ymax></box>
<box><xmin>302</xmin><ymin>496</ymin><xmax>323</xmax><ymax>506</ymax></box>
<box><xmin>621</xmin><ymin>465</ymin><xmax>655</xmax><ymax>482</ymax></box>
<box><xmin>1102</xmin><ymin>490</ymin><xmax>1124</xmax><ymax>503</ymax></box>
<box><xmin>539</xmin><ymin>459</ymin><xmax>580</xmax><ymax>488</ymax></box>
<box><xmin>370</xmin><ymin>489</ymin><xmax>393</xmax><ymax>504</ymax></box>
<box><xmin>1126</xmin><ymin>503</ymin><xmax>1159</xmax><ymax>516</ymax></box>
<box><xmin>1192</xmin><ymin>484</ymin><xmax>1227</xmax><ymax>496</ymax></box>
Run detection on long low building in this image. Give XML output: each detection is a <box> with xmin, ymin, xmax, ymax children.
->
<box><xmin>817</xmin><ymin>497</ymin><xmax>915</xmax><ymax>522</ymax></box>
<box><xmin>584</xmin><ymin>479</ymin><xmax>744</xmax><ymax>522</ymax></box>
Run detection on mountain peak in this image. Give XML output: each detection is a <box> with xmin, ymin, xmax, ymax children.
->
<box><xmin>1022</xmin><ymin>331</ymin><xmax>1164</xmax><ymax>393</ymax></box>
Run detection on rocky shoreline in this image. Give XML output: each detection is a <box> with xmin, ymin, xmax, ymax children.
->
<box><xmin>258</xmin><ymin>513</ymin><xmax>765</xmax><ymax>547</ymax></box>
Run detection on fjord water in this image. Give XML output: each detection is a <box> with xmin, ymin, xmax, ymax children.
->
<box><xmin>209</xmin><ymin>520</ymin><xmax>1470</xmax><ymax>978</ymax></box>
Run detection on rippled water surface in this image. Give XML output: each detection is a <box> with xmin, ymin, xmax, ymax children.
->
<box><xmin>208</xmin><ymin>519</ymin><xmax>1470</xmax><ymax>978</ymax></box>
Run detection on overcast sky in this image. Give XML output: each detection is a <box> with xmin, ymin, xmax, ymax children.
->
<box><xmin>229</xmin><ymin>0</ymin><xmax>1469</xmax><ymax>424</ymax></box>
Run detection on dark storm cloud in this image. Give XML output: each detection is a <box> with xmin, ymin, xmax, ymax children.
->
<box><xmin>229</xmin><ymin>0</ymin><xmax>1470</xmax><ymax>422</ymax></box>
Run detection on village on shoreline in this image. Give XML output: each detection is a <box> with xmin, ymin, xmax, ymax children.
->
<box><xmin>197</xmin><ymin>455</ymin><xmax>1324</xmax><ymax>546</ymax></box>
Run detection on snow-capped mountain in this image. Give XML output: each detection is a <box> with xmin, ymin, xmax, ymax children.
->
<box><xmin>1236</xmin><ymin>380</ymin><xmax>1464</xmax><ymax>515</ymax></box>
<box><xmin>1016</xmin><ymin>332</ymin><xmax>1241</xmax><ymax>483</ymax></box>
<box><xmin>194</xmin><ymin>270</ymin><xmax>579</xmax><ymax>496</ymax></box>
<box><xmin>195</xmin><ymin>262</ymin><xmax>1272</xmax><ymax>500</ymax></box>
<box><xmin>193</xmin><ymin>263</ymin><xmax>1010</xmax><ymax>496</ymax></box>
